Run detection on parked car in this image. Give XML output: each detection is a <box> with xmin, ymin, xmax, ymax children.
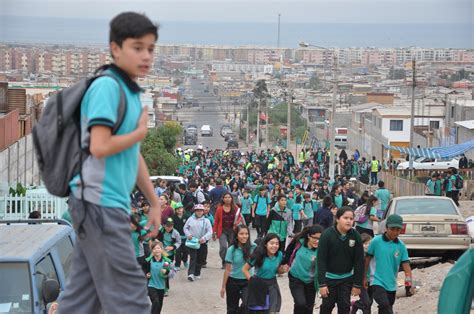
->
<box><xmin>378</xmin><ymin>196</ymin><xmax>471</xmax><ymax>259</ymax></box>
<box><xmin>185</xmin><ymin>124</ymin><xmax>198</xmax><ymax>135</ymax></box>
<box><xmin>149</xmin><ymin>175</ymin><xmax>186</xmax><ymax>187</ymax></box>
<box><xmin>200</xmin><ymin>125</ymin><xmax>213</xmax><ymax>136</ymax></box>
<box><xmin>0</xmin><ymin>220</ymin><xmax>75</xmax><ymax>314</ymax></box>
<box><xmin>396</xmin><ymin>157</ymin><xmax>459</xmax><ymax>170</ymax></box>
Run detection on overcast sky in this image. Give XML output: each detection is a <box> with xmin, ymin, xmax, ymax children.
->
<box><xmin>1</xmin><ymin>0</ymin><xmax>473</xmax><ymax>24</ymax></box>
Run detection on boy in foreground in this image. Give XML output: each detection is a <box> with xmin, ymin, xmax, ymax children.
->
<box><xmin>58</xmin><ymin>12</ymin><xmax>161</xmax><ymax>314</ymax></box>
<box><xmin>364</xmin><ymin>214</ymin><xmax>414</xmax><ymax>314</ymax></box>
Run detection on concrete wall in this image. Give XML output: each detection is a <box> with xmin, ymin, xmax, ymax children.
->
<box><xmin>0</xmin><ymin>134</ymin><xmax>40</xmax><ymax>189</ymax></box>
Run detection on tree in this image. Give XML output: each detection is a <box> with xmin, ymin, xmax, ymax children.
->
<box><xmin>141</xmin><ymin>124</ymin><xmax>181</xmax><ymax>176</ymax></box>
<box><xmin>388</xmin><ymin>67</ymin><xmax>406</xmax><ymax>80</ymax></box>
<box><xmin>308</xmin><ymin>75</ymin><xmax>320</xmax><ymax>90</ymax></box>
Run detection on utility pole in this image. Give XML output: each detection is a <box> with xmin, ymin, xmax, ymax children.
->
<box><xmin>409</xmin><ymin>60</ymin><xmax>416</xmax><ymax>170</ymax></box>
<box><xmin>277</xmin><ymin>13</ymin><xmax>281</xmax><ymax>48</ymax></box>
<box><xmin>257</xmin><ymin>98</ymin><xmax>261</xmax><ymax>150</ymax></box>
<box><xmin>328</xmin><ymin>52</ymin><xmax>338</xmax><ymax>180</ymax></box>
<box><xmin>287</xmin><ymin>91</ymin><xmax>291</xmax><ymax>151</ymax></box>
<box><xmin>265</xmin><ymin>98</ymin><xmax>269</xmax><ymax>149</ymax></box>
<box><xmin>246</xmin><ymin>97</ymin><xmax>250</xmax><ymax>148</ymax></box>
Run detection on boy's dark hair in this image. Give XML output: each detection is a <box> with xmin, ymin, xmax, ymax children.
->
<box><xmin>109</xmin><ymin>12</ymin><xmax>159</xmax><ymax>47</ymax></box>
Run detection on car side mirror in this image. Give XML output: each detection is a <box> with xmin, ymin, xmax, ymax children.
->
<box><xmin>42</xmin><ymin>279</ymin><xmax>60</xmax><ymax>304</ymax></box>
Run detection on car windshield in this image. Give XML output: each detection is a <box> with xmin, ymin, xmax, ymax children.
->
<box><xmin>394</xmin><ymin>198</ymin><xmax>458</xmax><ymax>215</ymax></box>
<box><xmin>0</xmin><ymin>263</ymin><xmax>32</xmax><ymax>313</ymax></box>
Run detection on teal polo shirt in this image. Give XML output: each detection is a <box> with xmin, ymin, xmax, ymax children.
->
<box><xmin>292</xmin><ymin>203</ymin><xmax>303</xmax><ymax>220</ymax></box>
<box><xmin>254</xmin><ymin>194</ymin><xmax>271</xmax><ymax>216</ymax></box>
<box><xmin>289</xmin><ymin>242</ymin><xmax>318</xmax><ymax>284</ymax></box>
<box><xmin>302</xmin><ymin>201</ymin><xmax>316</xmax><ymax>219</ymax></box>
<box><xmin>374</xmin><ymin>188</ymin><xmax>391</xmax><ymax>212</ymax></box>
<box><xmin>240</xmin><ymin>197</ymin><xmax>253</xmax><ymax>215</ymax></box>
<box><xmin>70</xmin><ymin>65</ymin><xmax>143</xmax><ymax>214</ymax></box>
<box><xmin>225</xmin><ymin>243</ymin><xmax>257</xmax><ymax>279</ymax></box>
<box><xmin>148</xmin><ymin>258</ymin><xmax>167</xmax><ymax>290</ymax></box>
<box><xmin>368</xmin><ymin>234</ymin><xmax>409</xmax><ymax>291</ymax></box>
<box><xmin>249</xmin><ymin>251</ymin><xmax>283</xmax><ymax>279</ymax></box>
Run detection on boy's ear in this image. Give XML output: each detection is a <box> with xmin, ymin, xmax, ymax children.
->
<box><xmin>110</xmin><ymin>41</ymin><xmax>121</xmax><ymax>59</ymax></box>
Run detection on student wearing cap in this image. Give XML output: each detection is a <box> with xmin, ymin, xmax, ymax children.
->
<box><xmin>172</xmin><ymin>202</ymin><xmax>190</xmax><ymax>269</ymax></box>
<box><xmin>157</xmin><ymin>217</ymin><xmax>181</xmax><ymax>294</ymax></box>
<box><xmin>364</xmin><ymin>214</ymin><xmax>414</xmax><ymax>314</ymax></box>
<box><xmin>183</xmin><ymin>204</ymin><xmax>212</xmax><ymax>281</ymax></box>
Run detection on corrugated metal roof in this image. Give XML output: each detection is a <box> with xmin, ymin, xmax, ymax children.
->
<box><xmin>0</xmin><ymin>224</ymin><xmax>72</xmax><ymax>262</ymax></box>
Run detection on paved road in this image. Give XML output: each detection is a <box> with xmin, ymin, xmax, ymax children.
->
<box><xmin>177</xmin><ymin>77</ymin><xmax>242</xmax><ymax>151</ymax></box>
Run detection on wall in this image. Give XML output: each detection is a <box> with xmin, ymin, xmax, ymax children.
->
<box><xmin>0</xmin><ymin>109</ymin><xmax>20</xmax><ymax>151</ymax></box>
<box><xmin>381</xmin><ymin>117</ymin><xmax>411</xmax><ymax>142</ymax></box>
<box><xmin>0</xmin><ymin>134</ymin><xmax>40</xmax><ymax>188</ymax></box>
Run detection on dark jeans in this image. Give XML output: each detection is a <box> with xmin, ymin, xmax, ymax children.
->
<box><xmin>148</xmin><ymin>287</ymin><xmax>165</xmax><ymax>314</ymax></box>
<box><xmin>446</xmin><ymin>190</ymin><xmax>460</xmax><ymax>206</ymax></box>
<box><xmin>369</xmin><ymin>285</ymin><xmax>396</xmax><ymax>314</ymax></box>
<box><xmin>243</xmin><ymin>213</ymin><xmax>252</xmax><ymax>227</ymax></box>
<box><xmin>188</xmin><ymin>243</ymin><xmax>207</xmax><ymax>276</ymax></box>
<box><xmin>226</xmin><ymin>277</ymin><xmax>249</xmax><ymax>314</ymax></box>
<box><xmin>175</xmin><ymin>241</ymin><xmax>188</xmax><ymax>267</ymax></box>
<box><xmin>254</xmin><ymin>215</ymin><xmax>267</xmax><ymax>238</ymax></box>
<box><xmin>288</xmin><ymin>273</ymin><xmax>316</xmax><ymax>314</ymax></box>
<box><xmin>320</xmin><ymin>277</ymin><xmax>353</xmax><ymax>314</ymax></box>
<box><xmin>293</xmin><ymin>220</ymin><xmax>303</xmax><ymax>234</ymax></box>
<box><xmin>351</xmin><ymin>286</ymin><xmax>371</xmax><ymax>314</ymax></box>
<box><xmin>201</xmin><ymin>241</ymin><xmax>209</xmax><ymax>265</ymax></box>
<box><xmin>370</xmin><ymin>172</ymin><xmax>378</xmax><ymax>185</ymax></box>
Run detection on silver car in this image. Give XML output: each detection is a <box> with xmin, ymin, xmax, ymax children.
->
<box><xmin>378</xmin><ymin>196</ymin><xmax>471</xmax><ymax>259</ymax></box>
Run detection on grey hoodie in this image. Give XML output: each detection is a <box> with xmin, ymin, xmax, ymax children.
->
<box><xmin>183</xmin><ymin>214</ymin><xmax>212</xmax><ymax>242</ymax></box>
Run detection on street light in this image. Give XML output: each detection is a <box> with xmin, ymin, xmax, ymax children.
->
<box><xmin>299</xmin><ymin>41</ymin><xmax>338</xmax><ymax>180</ymax></box>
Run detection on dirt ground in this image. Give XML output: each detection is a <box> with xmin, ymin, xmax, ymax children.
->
<box><xmin>162</xmin><ymin>201</ymin><xmax>474</xmax><ymax>314</ymax></box>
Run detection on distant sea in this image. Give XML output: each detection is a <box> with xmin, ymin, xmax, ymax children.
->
<box><xmin>0</xmin><ymin>16</ymin><xmax>473</xmax><ymax>48</ymax></box>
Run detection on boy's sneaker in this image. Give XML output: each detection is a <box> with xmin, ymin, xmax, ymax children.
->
<box><xmin>187</xmin><ymin>274</ymin><xmax>195</xmax><ymax>282</ymax></box>
<box><xmin>195</xmin><ymin>275</ymin><xmax>201</xmax><ymax>280</ymax></box>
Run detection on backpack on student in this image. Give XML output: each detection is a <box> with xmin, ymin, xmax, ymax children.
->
<box><xmin>455</xmin><ymin>174</ymin><xmax>464</xmax><ymax>190</ymax></box>
<box><xmin>32</xmin><ymin>68</ymin><xmax>127</xmax><ymax>197</ymax></box>
<box><xmin>354</xmin><ymin>204</ymin><xmax>369</xmax><ymax>224</ymax></box>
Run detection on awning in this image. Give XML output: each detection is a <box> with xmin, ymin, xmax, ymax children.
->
<box><xmin>385</xmin><ymin>139</ymin><xmax>474</xmax><ymax>159</ymax></box>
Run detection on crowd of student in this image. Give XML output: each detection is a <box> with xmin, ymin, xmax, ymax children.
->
<box><xmin>127</xmin><ymin>148</ymin><xmax>416</xmax><ymax>314</ymax></box>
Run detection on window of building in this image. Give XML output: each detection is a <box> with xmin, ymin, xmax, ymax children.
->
<box><xmin>429</xmin><ymin>120</ymin><xmax>440</xmax><ymax>130</ymax></box>
<box><xmin>390</xmin><ymin>120</ymin><xmax>403</xmax><ymax>131</ymax></box>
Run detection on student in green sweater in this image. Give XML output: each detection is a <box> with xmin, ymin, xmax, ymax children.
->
<box><xmin>317</xmin><ymin>206</ymin><xmax>364</xmax><ymax>314</ymax></box>
<box><xmin>283</xmin><ymin>225</ymin><xmax>323</xmax><ymax>314</ymax></box>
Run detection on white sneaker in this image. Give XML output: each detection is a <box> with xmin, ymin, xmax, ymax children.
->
<box><xmin>195</xmin><ymin>275</ymin><xmax>201</xmax><ymax>280</ymax></box>
<box><xmin>187</xmin><ymin>274</ymin><xmax>195</xmax><ymax>282</ymax></box>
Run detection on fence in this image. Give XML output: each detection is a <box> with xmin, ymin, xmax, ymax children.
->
<box><xmin>0</xmin><ymin>194</ymin><xmax>67</xmax><ymax>220</ymax></box>
<box><xmin>355</xmin><ymin>171</ymin><xmax>473</xmax><ymax>200</ymax></box>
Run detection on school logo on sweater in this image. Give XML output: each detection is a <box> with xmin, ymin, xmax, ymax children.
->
<box><xmin>349</xmin><ymin>240</ymin><xmax>355</xmax><ymax>247</ymax></box>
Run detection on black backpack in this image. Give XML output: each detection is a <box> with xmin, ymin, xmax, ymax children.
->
<box><xmin>32</xmin><ymin>69</ymin><xmax>126</xmax><ymax>197</ymax></box>
<box><xmin>454</xmin><ymin>174</ymin><xmax>464</xmax><ymax>190</ymax></box>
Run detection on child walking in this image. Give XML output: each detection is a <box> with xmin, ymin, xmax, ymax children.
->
<box><xmin>146</xmin><ymin>240</ymin><xmax>172</xmax><ymax>314</ymax></box>
<box><xmin>284</xmin><ymin>225</ymin><xmax>323</xmax><ymax>314</ymax></box>
<box><xmin>243</xmin><ymin>233</ymin><xmax>289</xmax><ymax>314</ymax></box>
<box><xmin>183</xmin><ymin>204</ymin><xmax>212</xmax><ymax>281</ymax></box>
<box><xmin>220</xmin><ymin>225</ymin><xmax>257</xmax><ymax>313</ymax></box>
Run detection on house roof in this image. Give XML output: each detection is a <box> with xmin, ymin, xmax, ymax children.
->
<box><xmin>454</xmin><ymin>120</ymin><xmax>474</xmax><ymax>130</ymax></box>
